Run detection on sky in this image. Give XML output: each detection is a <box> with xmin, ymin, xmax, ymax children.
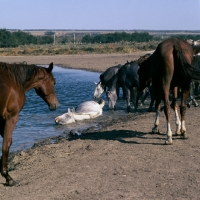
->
<box><xmin>1</xmin><ymin>0</ymin><xmax>200</xmax><ymax>30</ymax></box>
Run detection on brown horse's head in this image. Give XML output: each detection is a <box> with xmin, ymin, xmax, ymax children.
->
<box><xmin>34</xmin><ymin>63</ymin><xmax>59</xmax><ymax>110</ymax></box>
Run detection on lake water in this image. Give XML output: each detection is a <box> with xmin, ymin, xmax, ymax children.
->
<box><xmin>0</xmin><ymin>66</ymin><xmax>131</xmax><ymax>154</ymax></box>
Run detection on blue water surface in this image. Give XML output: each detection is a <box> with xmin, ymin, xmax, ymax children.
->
<box><xmin>0</xmin><ymin>66</ymin><xmax>130</xmax><ymax>153</ymax></box>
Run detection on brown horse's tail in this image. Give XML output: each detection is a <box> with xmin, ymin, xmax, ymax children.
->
<box><xmin>174</xmin><ymin>47</ymin><xmax>200</xmax><ymax>81</ymax></box>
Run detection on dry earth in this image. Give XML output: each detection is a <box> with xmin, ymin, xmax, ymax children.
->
<box><xmin>0</xmin><ymin>53</ymin><xmax>200</xmax><ymax>200</ymax></box>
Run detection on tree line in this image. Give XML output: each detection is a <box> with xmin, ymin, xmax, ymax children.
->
<box><xmin>81</xmin><ymin>31</ymin><xmax>154</xmax><ymax>43</ymax></box>
<box><xmin>0</xmin><ymin>29</ymin><xmax>53</xmax><ymax>48</ymax></box>
<box><xmin>1</xmin><ymin>29</ymin><xmax>200</xmax><ymax>48</ymax></box>
<box><xmin>82</xmin><ymin>31</ymin><xmax>200</xmax><ymax>44</ymax></box>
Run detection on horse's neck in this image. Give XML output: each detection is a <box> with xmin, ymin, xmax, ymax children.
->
<box><xmin>109</xmin><ymin>73</ymin><xmax>119</xmax><ymax>91</ymax></box>
<box><xmin>23</xmin><ymin>68</ymin><xmax>42</xmax><ymax>91</ymax></box>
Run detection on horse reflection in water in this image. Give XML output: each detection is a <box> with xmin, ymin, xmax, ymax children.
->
<box><xmin>137</xmin><ymin>38</ymin><xmax>200</xmax><ymax>144</ymax></box>
<box><xmin>0</xmin><ymin>62</ymin><xmax>59</xmax><ymax>186</ymax></box>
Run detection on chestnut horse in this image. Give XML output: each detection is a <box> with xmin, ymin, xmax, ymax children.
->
<box><xmin>137</xmin><ymin>38</ymin><xmax>200</xmax><ymax>145</ymax></box>
<box><xmin>0</xmin><ymin>62</ymin><xmax>59</xmax><ymax>186</ymax></box>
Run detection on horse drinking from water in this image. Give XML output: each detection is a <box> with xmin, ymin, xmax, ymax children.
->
<box><xmin>0</xmin><ymin>62</ymin><xmax>59</xmax><ymax>186</ymax></box>
<box><xmin>93</xmin><ymin>64</ymin><xmax>123</xmax><ymax>99</ymax></box>
<box><xmin>137</xmin><ymin>38</ymin><xmax>200</xmax><ymax>144</ymax></box>
<box><xmin>106</xmin><ymin>61</ymin><xmax>140</xmax><ymax>112</ymax></box>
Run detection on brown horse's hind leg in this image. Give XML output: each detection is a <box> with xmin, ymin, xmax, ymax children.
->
<box><xmin>180</xmin><ymin>90</ymin><xmax>189</xmax><ymax>139</ymax></box>
<box><xmin>163</xmin><ymin>89</ymin><xmax>173</xmax><ymax>145</ymax></box>
<box><xmin>1</xmin><ymin>116</ymin><xmax>19</xmax><ymax>186</ymax></box>
<box><xmin>171</xmin><ymin>87</ymin><xmax>181</xmax><ymax>135</ymax></box>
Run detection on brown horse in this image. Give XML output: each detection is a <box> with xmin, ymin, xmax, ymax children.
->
<box><xmin>0</xmin><ymin>62</ymin><xmax>59</xmax><ymax>186</ymax></box>
<box><xmin>137</xmin><ymin>38</ymin><xmax>200</xmax><ymax>145</ymax></box>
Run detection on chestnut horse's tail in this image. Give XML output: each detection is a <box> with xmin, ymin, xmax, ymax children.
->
<box><xmin>174</xmin><ymin>47</ymin><xmax>200</xmax><ymax>81</ymax></box>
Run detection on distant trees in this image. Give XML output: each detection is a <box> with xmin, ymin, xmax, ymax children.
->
<box><xmin>1</xmin><ymin>29</ymin><xmax>200</xmax><ymax>48</ymax></box>
<box><xmin>81</xmin><ymin>31</ymin><xmax>154</xmax><ymax>43</ymax></box>
<box><xmin>82</xmin><ymin>31</ymin><xmax>200</xmax><ymax>44</ymax></box>
<box><xmin>0</xmin><ymin>29</ymin><xmax>53</xmax><ymax>47</ymax></box>
<box><xmin>170</xmin><ymin>34</ymin><xmax>200</xmax><ymax>41</ymax></box>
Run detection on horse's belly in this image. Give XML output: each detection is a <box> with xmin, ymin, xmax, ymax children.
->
<box><xmin>73</xmin><ymin>114</ymin><xmax>91</xmax><ymax>121</ymax></box>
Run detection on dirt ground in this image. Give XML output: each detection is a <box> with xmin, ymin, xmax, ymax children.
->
<box><xmin>0</xmin><ymin>53</ymin><xmax>200</xmax><ymax>199</ymax></box>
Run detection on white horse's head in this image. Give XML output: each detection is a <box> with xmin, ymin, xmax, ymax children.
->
<box><xmin>93</xmin><ymin>81</ymin><xmax>105</xmax><ymax>99</ymax></box>
<box><xmin>55</xmin><ymin>108</ymin><xmax>75</xmax><ymax>125</ymax></box>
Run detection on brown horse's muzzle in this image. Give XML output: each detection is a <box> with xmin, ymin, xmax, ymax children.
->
<box><xmin>49</xmin><ymin>98</ymin><xmax>59</xmax><ymax>110</ymax></box>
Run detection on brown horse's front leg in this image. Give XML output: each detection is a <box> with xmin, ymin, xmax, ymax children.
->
<box><xmin>1</xmin><ymin>116</ymin><xmax>19</xmax><ymax>186</ymax></box>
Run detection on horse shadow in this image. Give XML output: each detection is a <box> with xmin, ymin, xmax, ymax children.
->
<box><xmin>67</xmin><ymin>128</ymin><xmax>169</xmax><ymax>145</ymax></box>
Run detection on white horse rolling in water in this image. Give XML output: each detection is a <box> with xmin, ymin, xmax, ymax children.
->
<box><xmin>55</xmin><ymin>99</ymin><xmax>105</xmax><ymax>125</ymax></box>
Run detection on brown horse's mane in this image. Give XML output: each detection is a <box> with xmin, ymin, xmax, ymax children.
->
<box><xmin>0</xmin><ymin>62</ymin><xmax>44</xmax><ymax>87</ymax></box>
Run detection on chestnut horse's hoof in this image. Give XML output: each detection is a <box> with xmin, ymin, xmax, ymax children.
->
<box><xmin>4</xmin><ymin>180</ymin><xmax>19</xmax><ymax>187</ymax></box>
<box><xmin>180</xmin><ymin>131</ymin><xmax>188</xmax><ymax>139</ymax></box>
<box><xmin>165</xmin><ymin>140</ymin><xmax>173</xmax><ymax>145</ymax></box>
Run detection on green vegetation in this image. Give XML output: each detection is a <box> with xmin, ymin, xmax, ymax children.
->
<box><xmin>0</xmin><ymin>29</ymin><xmax>200</xmax><ymax>56</ymax></box>
<box><xmin>82</xmin><ymin>31</ymin><xmax>154</xmax><ymax>43</ymax></box>
<box><xmin>0</xmin><ymin>29</ymin><xmax>53</xmax><ymax>48</ymax></box>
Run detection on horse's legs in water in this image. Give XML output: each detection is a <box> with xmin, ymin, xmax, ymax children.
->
<box><xmin>170</xmin><ymin>87</ymin><xmax>181</xmax><ymax>135</ymax></box>
<box><xmin>125</xmin><ymin>87</ymin><xmax>131</xmax><ymax>113</ymax></box>
<box><xmin>180</xmin><ymin>89</ymin><xmax>190</xmax><ymax>139</ymax></box>
<box><xmin>131</xmin><ymin>87</ymin><xmax>137</xmax><ymax>109</ymax></box>
<box><xmin>1</xmin><ymin>115</ymin><xmax>18</xmax><ymax>186</ymax></box>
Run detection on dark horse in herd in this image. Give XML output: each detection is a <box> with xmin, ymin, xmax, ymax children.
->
<box><xmin>0</xmin><ymin>62</ymin><xmax>59</xmax><ymax>186</ymax></box>
<box><xmin>137</xmin><ymin>38</ymin><xmax>200</xmax><ymax>145</ymax></box>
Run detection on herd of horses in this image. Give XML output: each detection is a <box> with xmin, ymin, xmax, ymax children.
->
<box><xmin>94</xmin><ymin>38</ymin><xmax>200</xmax><ymax>145</ymax></box>
<box><xmin>0</xmin><ymin>38</ymin><xmax>200</xmax><ymax>186</ymax></box>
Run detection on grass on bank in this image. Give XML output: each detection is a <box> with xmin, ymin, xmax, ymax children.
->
<box><xmin>0</xmin><ymin>41</ymin><xmax>160</xmax><ymax>56</ymax></box>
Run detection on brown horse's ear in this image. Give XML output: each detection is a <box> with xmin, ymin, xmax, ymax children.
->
<box><xmin>48</xmin><ymin>62</ymin><xmax>53</xmax><ymax>72</ymax></box>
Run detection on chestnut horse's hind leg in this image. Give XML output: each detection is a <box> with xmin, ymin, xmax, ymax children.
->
<box><xmin>1</xmin><ymin>115</ymin><xmax>19</xmax><ymax>186</ymax></box>
<box><xmin>180</xmin><ymin>90</ymin><xmax>190</xmax><ymax>139</ymax></box>
<box><xmin>163</xmin><ymin>88</ymin><xmax>173</xmax><ymax>145</ymax></box>
<box><xmin>170</xmin><ymin>87</ymin><xmax>181</xmax><ymax>135</ymax></box>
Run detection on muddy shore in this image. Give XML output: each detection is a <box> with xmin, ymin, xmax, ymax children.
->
<box><xmin>0</xmin><ymin>53</ymin><xmax>200</xmax><ymax>199</ymax></box>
